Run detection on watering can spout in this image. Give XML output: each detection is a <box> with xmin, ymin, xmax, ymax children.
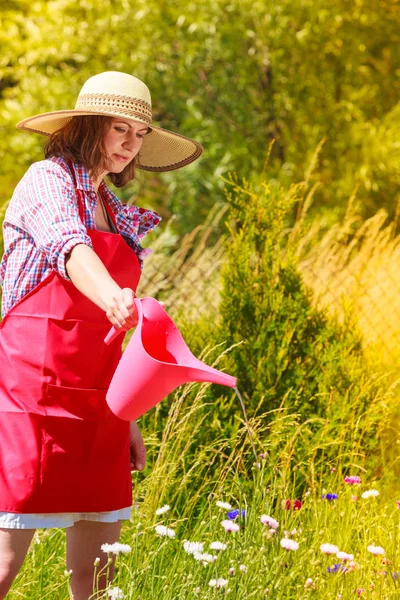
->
<box><xmin>105</xmin><ymin>297</ymin><xmax>237</xmax><ymax>421</ymax></box>
<box><xmin>185</xmin><ymin>363</ymin><xmax>237</xmax><ymax>389</ymax></box>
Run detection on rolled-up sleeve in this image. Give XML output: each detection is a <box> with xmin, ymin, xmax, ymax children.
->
<box><xmin>16</xmin><ymin>161</ymin><xmax>93</xmax><ymax>279</ymax></box>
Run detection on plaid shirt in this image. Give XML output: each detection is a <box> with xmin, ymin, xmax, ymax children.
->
<box><xmin>0</xmin><ymin>157</ymin><xmax>161</xmax><ymax>318</ymax></box>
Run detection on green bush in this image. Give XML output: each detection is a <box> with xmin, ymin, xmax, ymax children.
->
<box><xmin>174</xmin><ymin>172</ymin><xmax>393</xmax><ymax>480</ymax></box>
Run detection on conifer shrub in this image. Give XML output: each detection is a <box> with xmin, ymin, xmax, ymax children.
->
<box><xmin>175</xmin><ymin>173</ymin><xmax>391</xmax><ymax>472</ymax></box>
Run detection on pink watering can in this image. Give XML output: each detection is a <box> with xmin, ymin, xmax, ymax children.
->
<box><xmin>104</xmin><ymin>297</ymin><xmax>237</xmax><ymax>421</ymax></box>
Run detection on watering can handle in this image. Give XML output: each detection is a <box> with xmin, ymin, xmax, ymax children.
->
<box><xmin>104</xmin><ymin>326</ymin><xmax>124</xmax><ymax>345</ymax></box>
<box><xmin>104</xmin><ymin>297</ymin><xmax>142</xmax><ymax>345</ymax></box>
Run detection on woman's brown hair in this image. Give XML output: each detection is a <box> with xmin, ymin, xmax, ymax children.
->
<box><xmin>44</xmin><ymin>115</ymin><xmax>136</xmax><ymax>187</ymax></box>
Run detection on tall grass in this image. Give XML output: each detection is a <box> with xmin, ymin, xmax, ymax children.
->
<box><xmin>8</xmin><ymin>368</ymin><xmax>398</xmax><ymax>599</ymax></box>
<box><xmin>295</xmin><ymin>200</ymin><xmax>400</xmax><ymax>371</ymax></box>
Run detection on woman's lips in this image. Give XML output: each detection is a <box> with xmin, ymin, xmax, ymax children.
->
<box><xmin>114</xmin><ymin>154</ymin><xmax>130</xmax><ymax>163</ymax></box>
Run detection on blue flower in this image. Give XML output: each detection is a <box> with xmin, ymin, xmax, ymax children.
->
<box><xmin>327</xmin><ymin>564</ymin><xmax>348</xmax><ymax>574</ymax></box>
<box><xmin>227</xmin><ymin>509</ymin><xmax>246</xmax><ymax>520</ymax></box>
<box><xmin>322</xmin><ymin>493</ymin><xmax>338</xmax><ymax>500</ymax></box>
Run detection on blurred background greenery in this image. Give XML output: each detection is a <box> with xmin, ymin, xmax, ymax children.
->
<box><xmin>1</xmin><ymin>0</ymin><xmax>400</xmax><ymax>235</ymax></box>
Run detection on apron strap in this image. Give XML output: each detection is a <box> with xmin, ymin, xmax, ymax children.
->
<box><xmin>67</xmin><ymin>160</ymin><xmax>85</xmax><ymax>223</ymax></box>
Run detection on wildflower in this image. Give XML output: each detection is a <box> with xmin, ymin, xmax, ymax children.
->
<box><xmin>344</xmin><ymin>475</ymin><xmax>361</xmax><ymax>485</ymax></box>
<box><xmin>361</xmin><ymin>490</ymin><xmax>379</xmax><ymax>499</ymax></box>
<box><xmin>155</xmin><ymin>525</ymin><xmax>175</xmax><ymax>538</ymax></box>
<box><xmin>367</xmin><ymin>545</ymin><xmax>385</xmax><ymax>555</ymax></box>
<box><xmin>64</xmin><ymin>569</ymin><xmax>73</xmax><ymax>576</ymax></box>
<box><xmin>396</xmin><ymin>501</ymin><xmax>400</xmax><ymax>509</ymax></box>
<box><xmin>216</xmin><ymin>501</ymin><xmax>232</xmax><ymax>510</ymax></box>
<box><xmin>155</xmin><ymin>504</ymin><xmax>170</xmax><ymax>515</ymax></box>
<box><xmin>351</xmin><ymin>495</ymin><xmax>358</xmax><ymax>502</ymax></box>
<box><xmin>322</xmin><ymin>493</ymin><xmax>338</xmax><ymax>500</ymax></box>
<box><xmin>320</xmin><ymin>543</ymin><xmax>339</xmax><ymax>555</ymax></box>
<box><xmin>209</xmin><ymin>578</ymin><xmax>228</xmax><ymax>588</ymax></box>
<box><xmin>210</xmin><ymin>541</ymin><xmax>227</xmax><ymax>551</ymax></box>
<box><xmin>108</xmin><ymin>588</ymin><xmax>125</xmax><ymax>600</ymax></box>
<box><xmin>305</xmin><ymin>578</ymin><xmax>313</xmax><ymax>587</ymax></box>
<box><xmin>228</xmin><ymin>567</ymin><xmax>235</xmax><ymax>576</ymax></box>
<box><xmin>336</xmin><ymin>551</ymin><xmax>354</xmax><ymax>561</ymax></box>
<box><xmin>193</xmin><ymin>551</ymin><xmax>216</xmax><ymax>563</ymax></box>
<box><xmin>239</xmin><ymin>564</ymin><xmax>248</xmax><ymax>572</ymax></box>
<box><xmin>357</xmin><ymin>589</ymin><xmax>363</xmax><ymax>596</ymax></box>
<box><xmin>221</xmin><ymin>520</ymin><xmax>240</xmax><ymax>532</ymax></box>
<box><xmin>282</xmin><ymin>499</ymin><xmax>302</xmax><ymax>510</ymax></box>
<box><xmin>268</xmin><ymin>528</ymin><xmax>277</xmax><ymax>537</ymax></box>
<box><xmin>280</xmin><ymin>538</ymin><xmax>299</xmax><ymax>551</ymax></box>
<box><xmin>227</xmin><ymin>508</ymin><xmax>246</xmax><ymax>520</ymax></box>
<box><xmin>101</xmin><ymin>543</ymin><xmax>132</xmax><ymax>555</ymax></box>
<box><xmin>260</xmin><ymin>515</ymin><xmax>279</xmax><ymax>529</ymax></box>
<box><xmin>327</xmin><ymin>563</ymin><xmax>348</xmax><ymax>574</ymax></box>
<box><xmin>183</xmin><ymin>541</ymin><xmax>204</xmax><ymax>555</ymax></box>
<box><xmin>94</xmin><ymin>557</ymin><xmax>100</xmax><ymax>567</ymax></box>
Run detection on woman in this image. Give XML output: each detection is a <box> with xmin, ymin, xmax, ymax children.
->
<box><xmin>0</xmin><ymin>71</ymin><xmax>203</xmax><ymax>599</ymax></box>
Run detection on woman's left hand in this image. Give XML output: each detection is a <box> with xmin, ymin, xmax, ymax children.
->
<box><xmin>129</xmin><ymin>421</ymin><xmax>146</xmax><ymax>471</ymax></box>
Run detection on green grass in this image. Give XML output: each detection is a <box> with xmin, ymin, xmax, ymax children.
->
<box><xmin>7</xmin><ymin>375</ymin><xmax>399</xmax><ymax>600</ymax></box>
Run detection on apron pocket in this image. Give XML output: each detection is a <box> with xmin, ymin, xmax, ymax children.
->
<box><xmin>44</xmin><ymin>384</ymin><xmax>108</xmax><ymax>421</ymax></box>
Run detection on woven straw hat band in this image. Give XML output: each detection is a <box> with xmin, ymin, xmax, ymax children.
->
<box><xmin>75</xmin><ymin>93</ymin><xmax>152</xmax><ymax>126</ymax></box>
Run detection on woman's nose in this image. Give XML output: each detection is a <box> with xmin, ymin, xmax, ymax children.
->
<box><xmin>124</xmin><ymin>132</ymin><xmax>141</xmax><ymax>152</ymax></box>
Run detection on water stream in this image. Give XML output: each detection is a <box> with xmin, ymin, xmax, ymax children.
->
<box><xmin>233</xmin><ymin>386</ymin><xmax>258</xmax><ymax>463</ymax></box>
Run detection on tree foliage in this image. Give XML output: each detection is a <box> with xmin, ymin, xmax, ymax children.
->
<box><xmin>1</xmin><ymin>0</ymin><xmax>399</xmax><ymax>236</ymax></box>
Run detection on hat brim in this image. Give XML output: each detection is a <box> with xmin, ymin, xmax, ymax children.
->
<box><xmin>16</xmin><ymin>110</ymin><xmax>203</xmax><ymax>172</ymax></box>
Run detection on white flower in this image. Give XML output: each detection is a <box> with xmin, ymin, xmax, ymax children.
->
<box><xmin>280</xmin><ymin>538</ymin><xmax>299</xmax><ymax>551</ymax></box>
<box><xmin>216</xmin><ymin>501</ymin><xmax>232</xmax><ymax>510</ymax></box>
<box><xmin>183</xmin><ymin>541</ymin><xmax>204</xmax><ymax>554</ymax></box>
<box><xmin>101</xmin><ymin>543</ymin><xmax>131</xmax><ymax>555</ymax></box>
<box><xmin>210</xmin><ymin>541</ymin><xmax>227</xmax><ymax>551</ymax></box>
<box><xmin>193</xmin><ymin>551</ymin><xmax>217</xmax><ymax>563</ymax></box>
<box><xmin>239</xmin><ymin>564</ymin><xmax>248</xmax><ymax>572</ymax></box>
<box><xmin>155</xmin><ymin>504</ymin><xmax>170</xmax><ymax>515</ymax></box>
<box><xmin>108</xmin><ymin>587</ymin><xmax>125</xmax><ymax>600</ymax></box>
<box><xmin>336</xmin><ymin>551</ymin><xmax>354</xmax><ymax>561</ymax></box>
<box><xmin>305</xmin><ymin>578</ymin><xmax>313</xmax><ymax>587</ymax></box>
<box><xmin>320</xmin><ymin>543</ymin><xmax>339</xmax><ymax>555</ymax></box>
<box><xmin>362</xmin><ymin>490</ymin><xmax>380</xmax><ymax>499</ymax></box>
<box><xmin>260</xmin><ymin>514</ymin><xmax>279</xmax><ymax>529</ymax></box>
<box><xmin>209</xmin><ymin>578</ymin><xmax>228</xmax><ymax>588</ymax></box>
<box><xmin>367</xmin><ymin>544</ymin><xmax>385</xmax><ymax>555</ymax></box>
<box><xmin>221</xmin><ymin>520</ymin><xmax>240</xmax><ymax>532</ymax></box>
<box><xmin>155</xmin><ymin>525</ymin><xmax>175</xmax><ymax>538</ymax></box>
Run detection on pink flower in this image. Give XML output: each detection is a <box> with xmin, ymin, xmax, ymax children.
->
<box><xmin>336</xmin><ymin>551</ymin><xmax>354</xmax><ymax>561</ymax></box>
<box><xmin>351</xmin><ymin>495</ymin><xmax>358</xmax><ymax>502</ymax></box>
<box><xmin>260</xmin><ymin>515</ymin><xmax>279</xmax><ymax>529</ymax></box>
<box><xmin>280</xmin><ymin>538</ymin><xmax>299</xmax><ymax>551</ymax></box>
<box><xmin>367</xmin><ymin>545</ymin><xmax>385</xmax><ymax>556</ymax></box>
<box><xmin>221</xmin><ymin>520</ymin><xmax>240</xmax><ymax>533</ymax></box>
<box><xmin>344</xmin><ymin>476</ymin><xmax>361</xmax><ymax>485</ymax></box>
<box><xmin>320</xmin><ymin>543</ymin><xmax>339</xmax><ymax>555</ymax></box>
<box><xmin>396</xmin><ymin>500</ymin><xmax>400</xmax><ymax>509</ymax></box>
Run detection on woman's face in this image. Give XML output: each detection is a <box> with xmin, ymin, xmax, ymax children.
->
<box><xmin>102</xmin><ymin>118</ymin><xmax>149</xmax><ymax>173</ymax></box>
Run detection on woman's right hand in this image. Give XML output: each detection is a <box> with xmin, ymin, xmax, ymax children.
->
<box><xmin>105</xmin><ymin>287</ymin><xmax>138</xmax><ymax>331</ymax></box>
<box><xmin>66</xmin><ymin>244</ymin><xmax>139</xmax><ymax>332</ymax></box>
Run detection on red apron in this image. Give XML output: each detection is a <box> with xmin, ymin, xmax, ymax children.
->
<box><xmin>0</xmin><ymin>172</ymin><xmax>140</xmax><ymax>513</ymax></box>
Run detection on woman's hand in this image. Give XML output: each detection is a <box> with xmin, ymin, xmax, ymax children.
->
<box><xmin>66</xmin><ymin>244</ymin><xmax>138</xmax><ymax>331</ymax></box>
<box><xmin>105</xmin><ymin>287</ymin><xmax>138</xmax><ymax>330</ymax></box>
<box><xmin>129</xmin><ymin>421</ymin><xmax>146</xmax><ymax>471</ymax></box>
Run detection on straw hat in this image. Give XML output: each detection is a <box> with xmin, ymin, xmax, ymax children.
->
<box><xmin>16</xmin><ymin>71</ymin><xmax>203</xmax><ymax>172</ymax></box>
